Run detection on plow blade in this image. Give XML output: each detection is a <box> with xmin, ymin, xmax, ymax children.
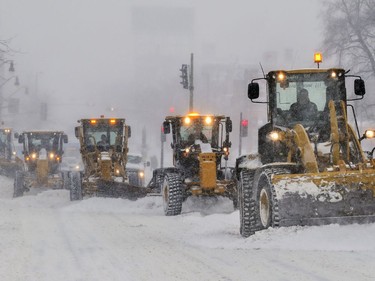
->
<box><xmin>272</xmin><ymin>169</ymin><xmax>375</xmax><ymax>226</ymax></box>
<box><xmin>0</xmin><ymin>160</ymin><xmax>23</xmax><ymax>178</ymax></box>
<box><xmin>84</xmin><ymin>180</ymin><xmax>152</xmax><ymax>200</ymax></box>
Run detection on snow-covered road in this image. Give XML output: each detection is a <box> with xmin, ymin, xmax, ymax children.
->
<box><xmin>1</xmin><ymin>175</ymin><xmax>375</xmax><ymax>281</ymax></box>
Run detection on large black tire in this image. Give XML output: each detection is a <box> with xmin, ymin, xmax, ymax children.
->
<box><xmin>162</xmin><ymin>173</ymin><xmax>183</xmax><ymax>216</ymax></box>
<box><xmin>69</xmin><ymin>172</ymin><xmax>83</xmax><ymax>201</ymax></box>
<box><xmin>238</xmin><ymin>169</ymin><xmax>256</xmax><ymax>237</ymax></box>
<box><xmin>248</xmin><ymin>168</ymin><xmax>283</xmax><ymax>234</ymax></box>
<box><xmin>155</xmin><ymin>173</ymin><xmax>164</xmax><ymax>193</ymax></box>
<box><xmin>13</xmin><ymin>170</ymin><xmax>25</xmax><ymax>198</ymax></box>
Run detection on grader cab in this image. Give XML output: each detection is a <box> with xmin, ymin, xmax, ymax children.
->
<box><xmin>148</xmin><ymin>113</ymin><xmax>235</xmax><ymax>216</ymax></box>
<box><xmin>69</xmin><ymin>116</ymin><xmax>150</xmax><ymax>200</ymax></box>
<box><xmin>13</xmin><ymin>131</ymin><xmax>68</xmax><ymax>197</ymax></box>
<box><xmin>236</xmin><ymin>62</ymin><xmax>375</xmax><ymax>237</ymax></box>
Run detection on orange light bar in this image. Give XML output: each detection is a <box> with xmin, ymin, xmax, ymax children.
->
<box><xmin>90</xmin><ymin>119</ymin><xmax>97</xmax><ymax>124</ymax></box>
<box><xmin>110</xmin><ymin>119</ymin><xmax>116</xmax><ymax>124</ymax></box>
<box><xmin>314</xmin><ymin>52</ymin><xmax>323</xmax><ymax>63</ymax></box>
<box><xmin>188</xmin><ymin>112</ymin><xmax>200</xmax><ymax>117</ymax></box>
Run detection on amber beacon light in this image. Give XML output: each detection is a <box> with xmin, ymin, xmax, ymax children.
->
<box><xmin>314</xmin><ymin>52</ymin><xmax>323</xmax><ymax>68</ymax></box>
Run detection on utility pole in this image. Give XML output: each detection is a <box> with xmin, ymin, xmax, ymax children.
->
<box><xmin>160</xmin><ymin>125</ymin><xmax>166</xmax><ymax>168</ymax></box>
<box><xmin>239</xmin><ymin>112</ymin><xmax>242</xmax><ymax>156</ymax></box>
<box><xmin>189</xmin><ymin>53</ymin><xmax>194</xmax><ymax>111</ymax></box>
<box><xmin>179</xmin><ymin>53</ymin><xmax>195</xmax><ymax>112</ymax></box>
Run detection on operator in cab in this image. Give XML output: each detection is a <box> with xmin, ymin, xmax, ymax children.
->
<box><xmin>289</xmin><ymin>88</ymin><xmax>318</xmax><ymax>121</ymax></box>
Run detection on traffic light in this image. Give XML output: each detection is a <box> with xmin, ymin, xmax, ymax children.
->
<box><xmin>180</xmin><ymin>64</ymin><xmax>188</xmax><ymax>89</ymax></box>
<box><xmin>240</xmin><ymin>119</ymin><xmax>248</xmax><ymax>137</ymax></box>
<box><xmin>161</xmin><ymin>126</ymin><xmax>166</xmax><ymax>142</ymax></box>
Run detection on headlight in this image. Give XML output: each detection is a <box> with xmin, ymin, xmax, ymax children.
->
<box><xmin>75</xmin><ymin>165</ymin><xmax>80</xmax><ymax>170</ymax></box>
<box><xmin>138</xmin><ymin>171</ymin><xmax>145</xmax><ymax>178</ymax></box>
<box><xmin>365</xmin><ymin>130</ymin><xmax>375</xmax><ymax>139</ymax></box>
<box><xmin>115</xmin><ymin>169</ymin><xmax>120</xmax><ymax>175</ymax></box>
<box><xmin>205</xmin><ymin>116</ymin><xmax>212</xmax><ymax>125</ymax></box>
<box><xmin>277</xmin><ymin>72</ymin><xmax>285</xmax><ymax>81</ymax></box>
<box><xmin>31</xmin><ymin>153</ymin><xmax>37</xmax><ymax>159</ymax></box>
<box><xmin>268</xmin><ymin>131</ymin><xmax>281</xmax><ymax>141</ymax></box>
<box><xmin>49</xmin><ymin>152</ymin><xmax>55</xmax><ymax>159</ymax></box>
<box><xmin>185</xmin><ymin>147</ymin><xmax>190</xmax><ymax>153</ymax></box>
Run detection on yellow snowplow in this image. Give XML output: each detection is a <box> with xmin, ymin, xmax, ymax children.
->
<box><xmin>68</xmin><ymin>116</ymin><xmax>150</xmax><ymax>201</ymax></box>
<box><xmin>13</xmin><ymin>131</ymin><xmax>68</xmax><ymax>197</ymax></box>
<box><xmin>148</xmin><ymin>113</ymin><xmax>236</xmax><ymax>215</ymax></box>
<box><xmin>236</xmin><ymin>59</ymin><xmax>375</xmax><ymax>237</ymax></box>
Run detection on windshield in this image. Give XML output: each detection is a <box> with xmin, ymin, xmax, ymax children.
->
<box><xmin>84</xmin><ymin>124</ymin><xmax>123</xmax><ymax>147</ymax></box>
<box><xmin>274</xmin><ymin>72</ymin><xmax>333</xmax><ymax>126</ymax></box>
<box><xmin>27</xmin><ymin>133</ymin><xmax>59</xmax><ymax>152</ymax></box>
<box><xmin>0</xmin><ymin>130</ymin><xmax>11</xmax><ymax>144</ymax></box>
<box><xmin>128</xmin><ymin>155</ymin><xmax>142</xmax><ymax>164</ymax></box>
<box><xmin>179</xmin><ymin>118</ymin><xmax>213</xmax><ymax>145</ymax></box>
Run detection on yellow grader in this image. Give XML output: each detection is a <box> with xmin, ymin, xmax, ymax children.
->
<box><xmin>0</xmin><ymin>127</ymin><xmax>23</xmax><ymax>177</ymax></box>
<box><xmin>68</xmin><ymin>116</ymin><xmax>150</xmax><ymax>200</ymax></box>
<box><xmin>236</xmin><ymin>57</ymin><xmax>375</xmax><ymax>237</ymax></box>
<box><xmin>148</xmin><ymin>113</ymin><xmax>236</xmax><ymax>215</ymax></box>
<box><xmin>13</xmin><ymin>131</ymin><xmax>68</xmax><ymax>197</ymax></box>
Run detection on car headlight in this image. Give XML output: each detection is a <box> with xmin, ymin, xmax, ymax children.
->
<box><xmin>138</xmin><ymin>171</ymin><xmax>145</xmax><ymax>178</ymax></box>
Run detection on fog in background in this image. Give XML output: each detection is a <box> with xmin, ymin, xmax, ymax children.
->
<box><xmin>1</xmin><ymin>0</ymin><xmax>328</xmax><ymax>166</ymax></box>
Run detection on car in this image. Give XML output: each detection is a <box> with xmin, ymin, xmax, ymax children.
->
<box><xmin>126</xmin><ymin>153</ymin><xmax>149</xmax><ymax>187</ymax></box>
<box><xmin>60</xmin><ymin>143</ymin><xmax>84</xmax><ymax>172</ymax></box>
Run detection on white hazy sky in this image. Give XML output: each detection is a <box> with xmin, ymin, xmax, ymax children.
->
<box><xmin>0</xmin><ymin>0</ymin><xmax>325</xmax><ymax>154</ymax></box>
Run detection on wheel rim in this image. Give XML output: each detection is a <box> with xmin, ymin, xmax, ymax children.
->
<box><xmin>259</xmin><ymin>188</ymin><xmax>270</xmax><ymax>227</ymax></box>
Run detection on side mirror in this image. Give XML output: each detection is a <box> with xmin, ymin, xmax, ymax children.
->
<box><xmin>74</xmin><ymin>127</ymin><xmax>79</xmax><ymax>138</ymax></box>
<box><xmin>248</xmin><ymin>82</ymin><xmax>260</xmax><ymax>100</ymax></box>
<box><xmin>354</xmin><ymin>79</ymin><xmax>365</xmax><ymax>96</ymax></box>
<box><xmin>127</xmin><ymin>126</ymin><xmax>131</xmax><ymax>138</ymax></box>
<box><xmin>18</xmin><ymin>135</ymin><xmax>24</xmax><ymax>144</ymax></box>
<box><xmin>226</xmin><ymin>117</ymin><xmax>232</xmax><ymax>133</ymax></box>
<box><xmin>14</xmin><ymin>132</ymin><xmax>19</xmax><ymax>139</ymax></box>
<box><xmin>163</xmin><ymin>121</ymin><xmax>170</xmax><ymax>134</ymax></box>
<box><xmin>63</xmin><ymin>134</ymin><xmax>68</xmax><ymax>143</ymax></box>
